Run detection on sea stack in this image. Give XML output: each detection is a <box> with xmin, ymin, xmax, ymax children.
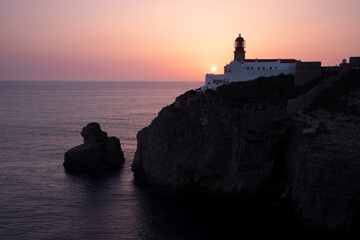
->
<box><xmin>64</xmin><ymin>122</ymin><xmax>125</xmax><ymax>171</ymax></box>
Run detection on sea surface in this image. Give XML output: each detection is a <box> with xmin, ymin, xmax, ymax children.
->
<box><xmin>0</xmin><ymin>81</ymin><xmax>302</xmax><ymax>240</ymax></box>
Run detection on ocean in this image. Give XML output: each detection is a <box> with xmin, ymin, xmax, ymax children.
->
<box><xmin>0</xmin><ymin>81</ymin><xmax>302</xmax><ymax>240</ymax></box>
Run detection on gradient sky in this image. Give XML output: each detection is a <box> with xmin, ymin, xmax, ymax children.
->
<box><xmin>1</xmin><ymin>0</ymin><xmax>359</xmax><ymax>81</ymax></box>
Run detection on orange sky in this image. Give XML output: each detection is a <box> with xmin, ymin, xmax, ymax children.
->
<box><xmin>0</xmin><ymin>0</ymin><xmax>359</xmax><ymax>81</ymax></box>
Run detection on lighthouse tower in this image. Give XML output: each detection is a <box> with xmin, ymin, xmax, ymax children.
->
<box><xmin>234</xmin><ymin>34</ymin><xmax>246</xmax><ymax>62</ymax></box>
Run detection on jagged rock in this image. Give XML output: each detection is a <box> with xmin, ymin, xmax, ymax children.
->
<box><xmin>64</xmin><ymin>143</ymin><xmax>104</xmax><ymax>170</ymax></box>
<box><xmin>315</xmin><ymin>121</ymin><xmax>328</xmax><ymax>134</ymax></box>
<box><xmin>290</xmin><ymin>70</ymin><xmax>360</xmax><ymax>235</ymax></box>
<box><xmin>292</xmin><ymin>110</ymin><xmax>360</xmax><ymax>235</ymax></box>
<box><xmin>132</xmin><ymin>90</ymin><xmax>296</xmax><ymax>198</ymax></box>
<box><xmin>64</xmin><ymin>122</ymin><xmax>125</xmax><ymax>171</ymax></box>
<box><xmin>81</xmin><ymin>122</ymin><xmax>108</xmax><ymax>144</ymax></box>
<box><xmin>104</xmin><ymin>137</ymin><xmax>125</xmax><ymax>168</ymax></box>
<box><xmin>132</xmin><ymin>69</ymin><xmax>360</xmax><ymax>237</ymax></box>
<box><xmin>287</xmin><ymin>68</ymin><xmax>351</xmax><ymax>113</ymax></box>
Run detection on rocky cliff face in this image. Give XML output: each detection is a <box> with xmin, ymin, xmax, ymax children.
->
<box><xmin>292</xmin><ymin>110</ymin><xmax>360</xmax><ymax>234</ymax></box>
<box><xmin>133</xmin><ymin>90</ymin><xmax>295</xmax><ymax>198</ymax></box>
<box><xmin>132</xmin><ymin>70</ymin><xmax>360</xmax><ymax>236</ymax></box>
<box><xmin>291</xmin><ymin>70</ymin><xmax>360</xmax><ymax>235</ymax></box>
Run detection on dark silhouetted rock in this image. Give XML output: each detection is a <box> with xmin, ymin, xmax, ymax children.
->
<box><xmin>292</xmin><ymin>113</ymin><xmax>360</xmax><ymax>235</ymax></box>
<box><xmin>64</xmin><ymin>143</ymin><xmax>103</xmax><ymax>170</ymax></box>
<box><xmin>64</xmin><ymin>122</ymin><xmax>125</xmax><ymax>171</ymax></box>
<box><xmin>132</xmin><ymin>69</ymin><xmax>360</xmax><ymax>237</ymax></box>
<box><xmin>290</xmin><ymin>70</ymin><xmax>360</xmax><ymax>235</ymax></box>
<box><xmin>104</xmin><ymin>137</ymin><xmax>125</xmax><ymax>168</ymax></box>
<box><xmin>81</xmin><ymin>122</ymin><xmax>108</xmax><ymax>144</ymax></box>
<box><xmin>132</xmin><ymin>89</ymin><xmax>296</xmax><ymax>198</ymax></box>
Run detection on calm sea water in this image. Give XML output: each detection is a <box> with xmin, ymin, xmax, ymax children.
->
<box><xmin>0</xmin><ymin>81</ymin><xmax>302</xmax><ymax>240</ymax></box>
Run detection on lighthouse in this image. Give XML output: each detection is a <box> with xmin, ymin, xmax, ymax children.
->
<box><xmin>234</xmin><ymin>34</ymin><xmax>246</xmax><ymax>62</ymax></box>
<box><xmin>201</xmin><ymin>33</ymin><xmax>298</xmax><ymax>91</ymax></box>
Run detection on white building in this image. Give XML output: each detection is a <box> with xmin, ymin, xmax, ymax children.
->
<box><xmin>201</xmin><ymin>34</ymin><xmax>298</xmax><ymax>90</ymax></box>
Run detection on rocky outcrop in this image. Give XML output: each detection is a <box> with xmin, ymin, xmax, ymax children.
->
<box><xmin>64</xmin><ymin>122</ymin><xmax>125</xmax><ymax>171</ymax></box>
<box><xmin>291</xmin><ymin>70</ymin><xmax>360</xmax><ymax>235</ymax></box>
<box><xmin>288</xmin><ymin>67</ymin><xmax>350</xmax><ymax>113</ymax></box>
<box><xmin>133</xmin><ymin>86</ymin><xmax>296</xmax><ymax>198</ymax></box>
<box><xmin>292</xmin><ymin>110</ymin><xmax>360</xmax><ymax>234</ymax></box>
<box><xmin>132</xmin><ymin>70</ymin><xmax>360</xmax><ymax>237</ymax></box>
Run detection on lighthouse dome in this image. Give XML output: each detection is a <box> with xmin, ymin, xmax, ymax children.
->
<box><xmin>235</xmin><ymin>35</ymin><xmax>244</xmax><ymax>42</ymax></box>
<box><xmin>234</xmin><ymin>34</ymin><xmax>246</xmax><ymax>50</ymax></box>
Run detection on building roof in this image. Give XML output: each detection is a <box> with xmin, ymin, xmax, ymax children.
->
<box><xmin>245</xmin><ymin>59</ymin><xmax>298</xmax><ymax>63</ymax></box>
<box><xmin>235</xmin><ymin>35</ymin><xmax>244</xmax><ymax>42</ymax></box>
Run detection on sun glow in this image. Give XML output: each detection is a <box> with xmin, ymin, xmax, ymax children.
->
<box><xmin>211</xmin><ymin>66</ymin><xmax>217</xmax><ymax>72</ymax></box>
<box><xmin>0</xmin><ymin>0</ymin><xmax>359</xmax><ymax>81</ymax></box>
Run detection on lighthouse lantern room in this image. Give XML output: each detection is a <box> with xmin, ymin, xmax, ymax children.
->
<box><xmin>234</xmin><ymin>34</ymin><xmax>246</xmax><ymax>62</ymax></box>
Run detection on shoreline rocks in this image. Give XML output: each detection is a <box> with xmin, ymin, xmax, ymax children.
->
<box><xmin>64</xmin><ymin>122</ymin><xmax>125</xmax><ymax>171</ymax></box>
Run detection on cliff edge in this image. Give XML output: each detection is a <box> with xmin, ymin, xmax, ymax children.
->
<box><xmin>132</xmin><ymin>70</ymin><xmax>360</xmax><ymax>237</ymax></box>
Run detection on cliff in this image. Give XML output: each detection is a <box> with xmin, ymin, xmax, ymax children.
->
<box><xmin>132</xmin><ymin>70</ymin><xmax>360</xmax><ymax>237</ymax></box>
<box><xmin>133</xmin><ymin>76</ymin><xmax>296</xmax><ymax>197</ymax></box>
<box><xmin>292</xmin><ymin>69</ymin><xmax>360</xmax><ymax>236</ymax></box>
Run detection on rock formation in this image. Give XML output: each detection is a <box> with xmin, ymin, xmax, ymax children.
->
<box><xmin>64</xmin><ymin>122</ymin><xmax>125</xmax><ymax>171</ymax></box>
<box><xmin>133</xmin><ymin>90</ymin><xmax>296</xmax><ymax>198</ymax></box>
<box><xmin>288</xmin><ymin>67</ymin><xmax>350</xmax><ymax>113</ymax></box>
<box><xmin>292</xmin><ymin>110</ymin><xmax>360</xmax><ymax>235</ymax></box>
<box><xmin>132</xmin><ymin>70</ymin><xmax>360</xmax><ymax>237</ymax></box>
<box><xmin>291</xmin><ymin>69</ymin><xmax>360</xmax><ymax>236</ymax></box>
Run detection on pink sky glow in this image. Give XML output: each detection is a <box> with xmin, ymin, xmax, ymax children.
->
<box><xmin>1</xmin><ymin>0</ymin><xmax>359</xmax><ymax>81</ymax></box>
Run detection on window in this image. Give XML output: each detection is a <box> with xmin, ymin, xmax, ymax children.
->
<box><xmin>258</xmin><ymin>67</ymin><xmax>260</xmax><ymax>70</ymax></box>
<box><xmin>251</xmin><ymin>67</ymin><xmax>253</xmax><ymax>70</ymax></box>
<box><xmin>247</xmin><ymin>67</ymin><xmax>249</xmax><ymax>70</ymax></box>
<box><xmin>270</xmin><ymin>67</ymin><xmax>272</xmax><ymax>70</ymax></box>
<box><xmin>275</xmin><ymin>67</ymin><xmax>278</xmax><ymax>69</ymax></box>
<box><xmin>262</xmin><ymin>67</ymin><xmax>265</xmax><ymax>70</ymax></box>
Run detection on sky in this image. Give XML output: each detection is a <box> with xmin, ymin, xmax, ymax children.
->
<box><xmin>0</xmin><ymin>0</ymin><xmax>359</xmax><ymax>81</ymax></box>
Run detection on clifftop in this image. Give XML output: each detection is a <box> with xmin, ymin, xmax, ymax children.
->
<box><xmin>310</xmin><ymin>69</ymin><xmax>360</xmax><ymax>115</ymax></box>
<box><xmin>132</xmin><ymin>69</ymin><xmax>360</xmax><ymax>238</ymax></box>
